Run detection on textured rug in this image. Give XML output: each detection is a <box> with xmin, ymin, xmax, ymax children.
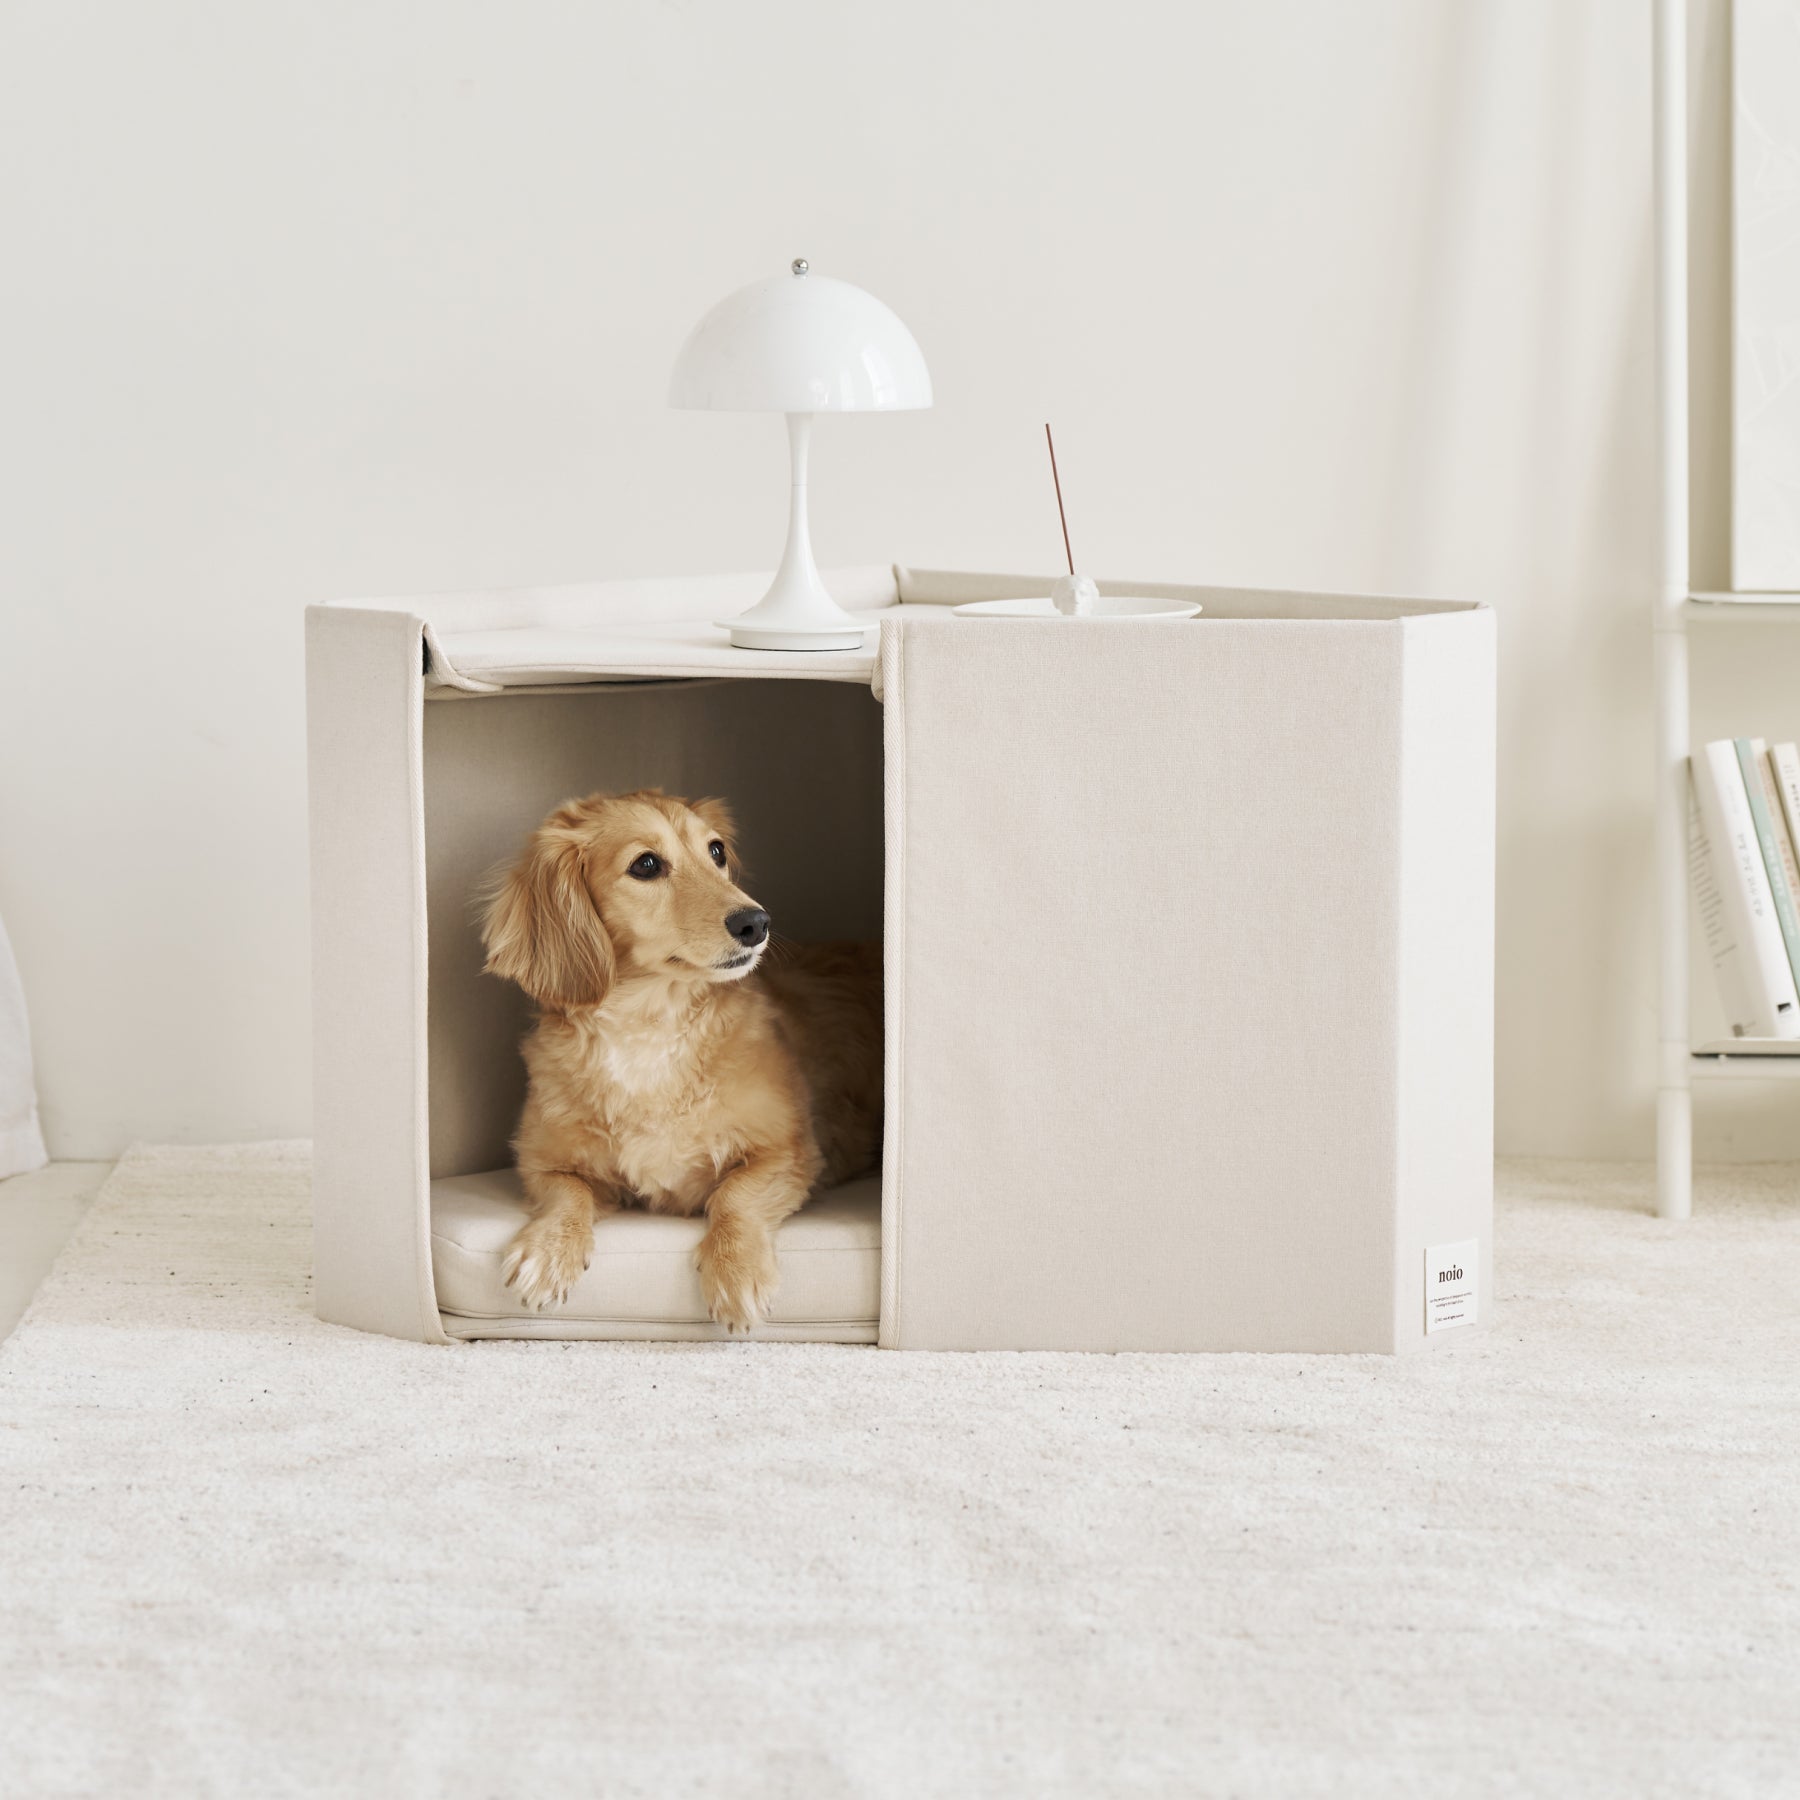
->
<box><xmin>1</xmin><ymin>1147</ymin><xmax>1797</xmax><ymax>1799</ymax></box>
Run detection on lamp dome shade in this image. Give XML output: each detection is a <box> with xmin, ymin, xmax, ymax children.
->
<box><xmin>669</xmin><ymin>266</ymin><xmax>932</xmax><ymax>413</ymax></box>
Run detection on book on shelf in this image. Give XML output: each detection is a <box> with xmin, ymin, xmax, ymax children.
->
<box><xmin>1770</xmin><ymin>742</ymin><xmax>1800</xmax><ymax>871</ymax></box>
<box><xmin>1688</xmin><ymin>738</ymin><xmax>1800</xmax><ymax>1040</ymax></box>
<box><xmin>1751</xmin><ymin>740</ymin><xmax>1800</xmax><ymax>916</ymax></box>
<box><xmin>1736</xmin><ymin>738</ymin><xmax>1800</xmax><ymax>985</ymax></box>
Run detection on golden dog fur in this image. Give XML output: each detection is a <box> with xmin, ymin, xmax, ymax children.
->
<box><xmin>481</xmin><ymin>789</ymin><xmax>881</xmax><ymax>1330</ymax></box>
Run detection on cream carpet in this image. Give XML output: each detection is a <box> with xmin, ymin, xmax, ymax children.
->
<box><xmin>1</xmin><ymin>1146</ymin><xmax>1796</xmax><ymax>1798</ymax></box>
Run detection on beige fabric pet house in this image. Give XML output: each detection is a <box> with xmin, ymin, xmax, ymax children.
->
<box><xmin>306</xmin><ymin>566</ymin><xmax>1495</xmax><ymax>1352</ymax></box>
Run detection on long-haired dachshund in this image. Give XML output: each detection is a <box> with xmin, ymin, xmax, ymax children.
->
<box><xmin>481</xmin><ymin>789</ymin><xmax>881</xmax><ymax>1330</ymax></box>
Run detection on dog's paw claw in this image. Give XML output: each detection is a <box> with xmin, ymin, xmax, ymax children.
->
<box><xmin>696</xmin><ymin>1226</ymin><xmax>778</xmax><ymax>1334</ymax></box>
<box><xmin>503</xmin><ymin>1229</ymin><xmax>590</xmax><ymax>1312</ymax></box>
<box><xmin>702</xmin><ymin>1277</ymin><xmax>773</xmax><ymax>1335</ymax></box>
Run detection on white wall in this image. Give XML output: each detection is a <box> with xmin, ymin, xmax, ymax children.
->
<box><xmin>0</xmin><ymin>0</ymin><xmax>1754</xmax><ymax>1159</ymax></box>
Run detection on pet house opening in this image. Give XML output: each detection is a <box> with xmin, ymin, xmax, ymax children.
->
<box><xmin>418</xmin><ymin>676</ymin><xmax>886</xmax><ymax>1341</ymax></box>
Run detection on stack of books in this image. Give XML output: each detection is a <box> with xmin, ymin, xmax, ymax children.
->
<box><xmin>1690</xmin><ymin>739</ymin><xmax>1800</xmax><ymax>1042</ymax></box>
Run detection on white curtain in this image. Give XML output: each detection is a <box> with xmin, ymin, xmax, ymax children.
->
<box><xmin>0</xmin><ymin>914</ymin><xmax>47</xmax><ymax>1178</ymax></box>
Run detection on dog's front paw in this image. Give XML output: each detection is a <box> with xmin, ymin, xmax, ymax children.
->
<box><xmin>502</xmin><ymin>1220</ymin><xmax>593</xmax><ymax>1312</ymax></box>
<box><xmin>696</xmin><ymin>1226</ymin><xmax>778</xmax><ymax>1334</ymax></box>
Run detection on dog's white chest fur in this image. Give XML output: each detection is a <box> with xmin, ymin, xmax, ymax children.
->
<box><xmin>597</xmin><ymin>1012</ymin><xmax>696</xmax><ymax>1097</ymax></box>
<box><xmin>568</xmin><ymin>988</ymin><xmax>738</xmax><ymax>1210</ymax></box>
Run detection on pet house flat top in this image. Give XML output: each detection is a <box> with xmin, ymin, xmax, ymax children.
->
<box><xmin>316</xmin><ymin>563</ymin><xmax>1485</xmax><ymax>695</ymax></box>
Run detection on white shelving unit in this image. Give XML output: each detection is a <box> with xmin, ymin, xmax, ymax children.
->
<box><xmin>1655</xmin><ymin>1</ymin><xmax>1800</xmax><ymax>1218</ymax></box>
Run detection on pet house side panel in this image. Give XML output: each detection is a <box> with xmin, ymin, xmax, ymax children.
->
<box><xmin>1392</xmin><ymin>610</ymin><xmax>1497</xmax><ymax>1349</ymax></box>
<box><xmin>305</xmin><ymin>605</ymin><xmax>446</xmax><ymax>1344</ymax></box>
<box><xmin>879</xmin><ymin>613</ymin><xmax>1407</xmax><ymax>1353</ymax></box>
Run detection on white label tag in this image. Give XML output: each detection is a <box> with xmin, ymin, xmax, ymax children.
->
<box><xmin>1425</xmin><ymin>1240</ymin><xmax>1479</xmax><ymax>1334</ymax></box>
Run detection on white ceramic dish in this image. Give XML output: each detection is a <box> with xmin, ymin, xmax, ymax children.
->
<box><xmin>950</xmin><ymin>595</ymin><xmax>1202</xmax><ymax>621</ymax></box>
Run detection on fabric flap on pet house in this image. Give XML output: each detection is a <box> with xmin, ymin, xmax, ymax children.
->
<box><xmin>414</xmin><ymin>566</ymin><xmax>901</xmax><ymax>692</ymax></box>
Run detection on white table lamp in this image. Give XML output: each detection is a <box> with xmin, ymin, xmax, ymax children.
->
<box><xmin>669</xmin><ymin>259</ymin><xmax>932</xmax><ymax>650</ymax></box>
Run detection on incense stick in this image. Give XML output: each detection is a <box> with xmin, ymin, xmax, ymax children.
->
<box><xmin>1045</xmin><ymin>423</ymin><xmax>1074</xmax><ymax>576</ymax></box>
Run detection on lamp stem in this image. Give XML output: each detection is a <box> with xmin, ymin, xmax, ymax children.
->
<box><xmin>780</xmin><ymin>411</ymin><xmax>820</xmax><ymax>597</ymax></box>
<box><xmin>722</xmin><ymin>411</ymin><xmax>867</xmax><ymax>649</ymax></box>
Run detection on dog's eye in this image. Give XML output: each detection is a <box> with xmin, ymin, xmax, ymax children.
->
<box><xmin>708</xmin><ymin>840</ymin><xmax>727</xmax><ymax>868</ymax></box>
<box><xmin>627</xmin><ymin>853</ymin><xmax>664</xmax><ymax>881</ymax></box>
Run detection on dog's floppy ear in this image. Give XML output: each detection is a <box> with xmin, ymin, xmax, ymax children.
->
<box><xmin>691</xmin><ymin>796</ymin><xmax>740</xmax><ymax>866</ymax></box>
<box><xmin>481</xmin><ymin>821</ymin><xmax>614</xmax><ymax>1010</ymax></box>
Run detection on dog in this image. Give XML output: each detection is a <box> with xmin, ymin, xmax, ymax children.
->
<box><xmin>480</xmin><ymin>789</ymin><xmax>882</xmax><ymax>1330</ymax></box>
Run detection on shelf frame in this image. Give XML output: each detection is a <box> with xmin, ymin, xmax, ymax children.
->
<box><xmin>1655</xmin><ymin>0</ymin><xmax>1693</xmax><ymax>1219</ymax></box>
<box><xmin>1686</xmin><ymin>594</ymin><xmax>1800</xmax><ymax>620</ymax></box>
<box><xmin>1690</xmin><ymin>1054</ymin><xmax>1800</xmax><ymax>1081</ymax></box>
<box><xmin>1656</xmin><ymin>11</ymin><xmax>1800</xmax><ymax>1207</ymax></box>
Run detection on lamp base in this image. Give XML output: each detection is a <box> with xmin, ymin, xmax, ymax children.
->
<box><xmin>722</xmin><ymin>617</ymin><xmax>871</xmax><ymax>652</ymax></box>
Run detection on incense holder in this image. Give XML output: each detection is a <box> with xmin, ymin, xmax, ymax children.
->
<box><xmin>1050</xmin><ymin>573</ymin><xmax>1100</xmax><ymax>617</ymax></box>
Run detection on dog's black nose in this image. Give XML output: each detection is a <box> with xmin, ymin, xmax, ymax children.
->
<box><xmin>726</xmin><ymin>907</ymin><xmax>770</xmax><ymax>948</ymax></box>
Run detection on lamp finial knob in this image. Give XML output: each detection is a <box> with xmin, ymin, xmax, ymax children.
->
<box><xmin>791</xmin><ymin>257</ymin><xmax>809</xmax><ymax>277</ymax></box>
